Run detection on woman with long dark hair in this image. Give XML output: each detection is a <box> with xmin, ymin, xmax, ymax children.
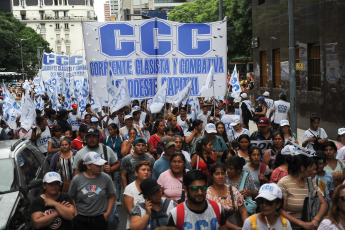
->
<box><xmin>262</xmin><ymin>131</ymin><xmax>285</xmax><ymax>169</ymax></box>
<box><xmin>121</xmin><ymin>128</ymin><xmax>138</xmax><ymax>157</ymax></box>
<box><xmin>216</xmin><ymin>121</ymin><xmax>229</xmax><ymax>144</ymax></box>
<box><xmin>157</xmin><ymin>153</ymin><xmax>187</xmax><ymax>203</ymax></box>
<box><xmin>191</xmin><ymin>137</ymin><xmax>216</xmax><ymax>178</ymax></box>
<box><xmin>270</xmin><ymin>152</ymin><xmax>289</xmax><ymax>183</ymax></box>
<box><xmin>318</xmin><ymin>184</ymin><xmax>345</xmax><ymax>229</ymax></box>
<box><xmin>148</xmin><ymin>119</ymin><xmax>165</xmax><ymax>160</ymax></box>
<box><xmin>235</xmin><ymin>134</ymin><xmax>251</xmax><ymax>164</ymax></box>
<box><xmin>185</xmin><ymin>119</ymin><xmax>203</xmax><ymax>149</ymax></box>
<box><xmin>323</xmin><ymin>141</ymin><xmax>345</xmax><ymax>180</ymax></box>
<box><xmin>206</xmin><ymin>163</ymin><xmax>248</xmax><ymax>229</ymax></box>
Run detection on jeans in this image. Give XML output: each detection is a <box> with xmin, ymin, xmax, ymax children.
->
<box><xmin>107</xmin><ymin>201</ymin><xmax>119</xmax><ymax>230</ymax></box>
<box><xmin>114</xmin><ymin>171</ymin><xmax>121</xmax><ymax>201</ymax></box>
<box><xmin>74</xmin><ymin>214</ymin><xmax>107</xmax><ymax>230</ymax></box>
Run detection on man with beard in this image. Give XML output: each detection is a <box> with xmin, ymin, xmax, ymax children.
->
<box><xmin>167</xmin><ymin>170</ymin><xmax>227</xmax><ymax>229</ymax></box>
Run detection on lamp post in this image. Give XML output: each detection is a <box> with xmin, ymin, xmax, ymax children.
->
<box><xmin>20</xmin><ymin>38</ymin><xmax>28</xmax><ymax>81</ymax></box>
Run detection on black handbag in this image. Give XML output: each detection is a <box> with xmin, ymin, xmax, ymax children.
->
<box><xmin>227</xmin><ymin>185</ymin><xmax>244</xmax><ymax>227</ymax></box>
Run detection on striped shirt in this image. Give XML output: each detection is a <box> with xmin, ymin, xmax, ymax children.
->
<box><xmin>59</xmin><ymin>155</ymin><xmax>74</xmax><ymax>181</ymax></box>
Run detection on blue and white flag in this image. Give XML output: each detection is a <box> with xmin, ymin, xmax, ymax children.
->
<box><xmin>20</xmin><ymin>91</ymin><xmax>36</xmax><ymax>130</ymax></box>
<box><xmin>230</xmin><ymin>65</ymin><xmax>242</xmax><ymax>98</ymax></box>
<box><xmin>150</xmin><ymin>81</ymin><xmax>167</xmax><ymax>113</ymax></box>
<box><xmin>107</xmin><ymin>69</ymin><xmax>116</xmax><ymax>97</ymax></box>
<box><xmin>200</xmin><ymin>66</ymin><xmax>215</xmax><ymax>93</ymax></box>
<box><xmin>91</xmin><ymin>86</ymin><xmax>102</xmax><ymax>113</ymax></box>
<box><xmin>2</xmin><ymin>86</ymin><xmax>21</xmax><ymax>129</ymax></box>
<box><xmin>22</xmin><ymin>80</ymin><xmax>30</xmax><ymax>91</ymax></box>
<box><xmin>110</xmin><ymin>77</ymin><xmax>131</xmax><ymax>113</ymax></box>
<box><xmin>78</xmin><ymin>77</ymin><xmax>90</xmax><ymax>113</ymax></box>
<box><xmin>35</xmin><ymin>95</ymin><xmax>44</xmax><ymax>111</ymax></box>
<box><xmin>171</xmin><ymin>80</ymin><xmax>192</xmax><ymax>107</ymax></box>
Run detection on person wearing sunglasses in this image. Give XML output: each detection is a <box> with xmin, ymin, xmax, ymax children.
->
<box><xmin>243</xmin><ymin>183</ymin><xmax>292</xmax><ymax>230</ymax></box>
<box><xmin>318</xmin><ymin>184</ymin><xmax>345</xmax><ymax>229</ymax></box>
<box><xmin>167</xmin><ymin>170</ymin><xmax>227</xmax><ymax>229</ymax></box>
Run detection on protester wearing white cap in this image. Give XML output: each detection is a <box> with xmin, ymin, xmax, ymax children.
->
<box><xmin>243</xmin><ymin>183</ymin><xmax>293</xmax><ymax>230</ymax></box>
<box><xmin>227</xmin><ymin>115</ymin><xmax>250</xmax><ymax>149</ymax></box>
<box><xmin>119</xmin><ymin>114</ymin><xmax>144</xmax><ymax>140</ymax></box>
<box><xmin>69</xmin><ymin>151</ymin><xmax>116</xmax><ymax>230</ymax></box>
<box><xmin>279</xmin><ymin>120</ymin><xmax>299</xmax><ymax>144</ymax></box>
<box><xmin>190</xmin><ymin>123</ymin><xmax>228</xmax><ymax>160</ymax></box>
<box><xmin>262</xmin><ymin>91</ymin><xmax>274</xmax><ymax>119</ymax></box>
<box><xmin>336</xmin><ymin>127</ymin><xmax>345</xmax><ymax>150</ymax></box>
<box><xmin>30</xmin><ymin>172</ymin><xmax>75</xmax><ymax>229</ymax></box>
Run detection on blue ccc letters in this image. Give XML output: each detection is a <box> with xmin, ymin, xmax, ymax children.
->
<box><xmin>99</xmin><ymin>20</ymin><xmax>212</xmax><ymax>57</ymax></box>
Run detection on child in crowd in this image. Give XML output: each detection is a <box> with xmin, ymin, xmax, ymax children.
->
<box><xmin>64</xmin><ymin>130</ymin><xmax>73</xmax><ymax>141</ymax></box>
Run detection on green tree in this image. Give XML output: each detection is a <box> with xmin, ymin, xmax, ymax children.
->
<box><xmin>168</xmin><ymin>0</ymin><xmax>252</xmax><ymax>60</ymax></box>
<box><xmin>0</xmin><ymin>12</ymin><xmax>52</xmax><ymax>78</ymax></box>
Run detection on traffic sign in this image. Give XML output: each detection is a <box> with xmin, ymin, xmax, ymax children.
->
<box><xmin>296</xmin><ymin>63</ymin><xmax>303</xmax><ymax>70</ymax></box>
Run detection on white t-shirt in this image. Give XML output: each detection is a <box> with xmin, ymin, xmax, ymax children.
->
<box><xmin>123</xmin><ymin>181</ymin><xmax>145</xmax><ymax>230</ymax></box>
<box><xmin>227</xmin><ymin>128</ymin><xmax>250</xmax><ymax>142</ymax></box>
<box><xmin>68</xmin><ymin>112</ymin><xmax>82</xmax><ymax>131</ymax></box>
<box><xmin>36</xmin><ymin>127</ymin><xmax>51</xmax><ymax>153</ymax></box>
<box><xmin>234</xmin><ymin>108</ymin><xmax>243</xmax><ymax>122</ymax></box>
<box><xmin>264</xmin><ymin>97</ymin><xmax>274</xmax><ymax>119</ymax></box>
<box><xmin>177</xmin><ymin>115</ymin><xmax>191</xmax><ymax>135</ymax></box>
<box><xmin>336</xmin><ymin>146</ymin><xmax>345</xmax><ymax>161</ymax></box>
<box><xmin>119</xmin><ymin>125</ymin><xmax>143</xmax><ymax>140</ymax></box>
<box><xmin>168</xmin><ymin>200</ymin><xmax>222</xmax><ymax>229</ymax></box>
<box><xmin>272</xmin><ymin>100</ymin><xmax>290</xmax><ymax>124</ymax></box>
<box><xmin>242</xmin><ymin>215</ymin><xmax>292</xmax><ymax>230</ymax></box>
<box><xmin>197</xmin><ymin>113</ymin><xmax>209</xmax><ymax>130</ymax></box>
<box><xmin>318</xmin><ymin>219</ymin><xmax>345</xmax><ymax>230</ymax></box>
<box><xmin>302</xmin><ymin>128</ymin><xmax>328</xmax><ymax>150</ymax></box>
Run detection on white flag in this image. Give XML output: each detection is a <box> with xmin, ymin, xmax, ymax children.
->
<box><xmin>150</xmin><ymin>81</ymin><xmax>168</xmax><ymax>113</ymax></box>
<box><xmin>2</xmin><ymin>86</ymin><xmax>21</xmax><ymax>129</ymax></box>
<box><xmin>200</xmin><ymin>66</ymin><xmax>215</xmax><ymax>93</ymax></box>
<box><xmin>91</xmin><ymin>87</ymin><xmax>102</xmax><ymax>113</ymax></box>
<box><xmin>230</xmin><ymin>65</ymin><xmax>242</xmax><ymax>98</ymax></box>
<box><xmin>110</xmin><ymin>78</ymin><xmax>131</xmax><ymax>113</ymax></box>
<box><xmin>107</xmin><ymin>69</ymin><xmax>116</xmax><ymax>97</ymax></box>
<box><xmin>78</xmin><ymin>77</ymin><xmax>90</xmax><ymax>113</ymax></box>
<box><xmin>20</xmin><ymin>91</ymin><xmax>36</xmax><ymax>131</ymax></box>
<box><xmin>172</xmin><ymin>80</ymin><xmax>192</xmax><ymax>107</ymax></box>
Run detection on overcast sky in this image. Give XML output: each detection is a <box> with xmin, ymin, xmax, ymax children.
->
<box><xmin>94</xmin><ymin>0</ymin><xmax>106</xmax><ymax>22</ymax></box>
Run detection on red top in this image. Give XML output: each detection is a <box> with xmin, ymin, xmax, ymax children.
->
<box><xmin>71</xmin><ymin>136</ymin><xmax>83</xmax><ymax>151</ymax></box>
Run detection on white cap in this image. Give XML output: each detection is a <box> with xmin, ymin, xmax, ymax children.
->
<box><xmin>131</xmin><ymin>106</ymin><xmax>141</xmax><ymax>113</ymax></box>
<box><xmin>124</xmin><ymin>114</ymin><xmax>133</xmax><ymax>121</ymax></box>
<box><xmin>230</xmin><ymin>116</ymin><xmax>241</xmax><ymax>126</ymax></box>
<box><xmin>205</xmin><ymin>123</ymin><xmax>217</xmax><ymax>134</ymax></box>
<box><xmin>233</xmin><ymin>97</ymin><xmax>241</xmax><ymax>103</ymax></box>
<box><xmin>256</xmin><ymin>183</ymin><xmax>282</xmax><ymax>200</ymax></box>
<box><xmin>83</xmin><ymin>151</ymin><xmax>107</xmax><ymax>165</ymax></box>
<box><xmin>281</xmin><ymin>145</ymin><xmax>299</xmax><ymax>156</ymax></box>
<box><xmin>90</xmin><ymin>117</ymin><xmax>98</xmax><ymax>123</ymax></box>
<box><xmin>280</xmin><ymin>120</ymin><xmax>290</xmax><ymax>127</ymax></box>
<box><xmin>263</xmin><ymin>91</ymin><xmax>270</xmax><ymax>97</ymax></box>
<box><xmin>338</xmin><ymin>128</ymin><xmax>345</xmax><ymax>136</ymax></box>
<box><xmin>241</xmin><ymin>93</ymin><xmax>248</xmax><ymax>99</ymax></box>
<box><xmin>43</xmin><ymin>172</ymin><xmax>62</xmax><ymax>184</ymax></box>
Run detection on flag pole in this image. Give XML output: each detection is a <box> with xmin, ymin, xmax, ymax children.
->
<box><xmin>213</xmin><ymin>78</ymin><xmax>216</xmax><ymax>118</ymax></box>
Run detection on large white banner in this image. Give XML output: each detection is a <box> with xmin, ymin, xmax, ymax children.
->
<box><xmin>82</xmin><ymin>18</ymin><xmax>227</xmax><ymax>103</ymax></box>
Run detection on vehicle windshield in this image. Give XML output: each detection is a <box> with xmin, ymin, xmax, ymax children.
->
<box><xmin>0</xmin><ymin>159</ymin><xmax>18</xmax><ymax>193</ymax></box>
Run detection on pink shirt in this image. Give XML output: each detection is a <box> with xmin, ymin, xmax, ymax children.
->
<box><xmin>157</xmin><ymin>169</ymin><xmax>188</xmax><ymax>201</ymax></box>
<box><xmin>337</xmin><ymin>142</ymin><xmax>344</xmax><ymax>150</ymax></box>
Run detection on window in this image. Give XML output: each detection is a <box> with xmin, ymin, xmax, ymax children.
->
<box><xmin>17</xmin><ymin>149</ymin><xmax>40</xmax><ymax>184</ymax></box>
<box><xmin>260</xmin><ymin>51</ymin><xmax>267</xmax><ymax>86</ymax></box>
<box><xmin>308</xmin><ymin>44</ymin><xmax>321</xmax><ymax>91</ymax></box>
<box><xmin>273</xmin><ymin>49</ymin><xmax>281</xmax><ymax>87</ymax></box>
<box><xmin>56</xmin><ymin>34</ymin><xmax>60</xmax><ymax>40</ymax></box>
<box><xmin>295</xmin><ymin>48</ymin><xmax>300</xmax><ymax>87</ymax></box>
<box><xmin>39</xmin><ymin>10</ymin><xmax>44</xmax><ymax>20</ymax></box>
<box><xmin>40</xmin><ymin>23</ymin><xmax>45</xmax><ymax>29</ymax></box>
<box><xmin>54</xmin><ymin>0</ymin><xmax>58</xmax><ymax>5</ymax></box>
<box><xmin>64</xmin><ymin>23</ymin><xmax>69</xmax><ymax>29</ymax></box>
<box><xmin>55</xmin><ymin>23</ymin><xmax>60</xmax><ymax>29</ymax></box>
<box><xmin>54</xmin><ymin>11</ymin><xmax>59</xmax><ymax>19</ymax></box>
<box><xmin>65</xmin><ymin>34</ymin><xmax>69</xmax><ymax>40</ymax></box>
<box><xmin>258</xmin><ymin>0</ymin><xmax>265</xmax><ymax>5</ymax></box>
<box><xmin>66</xmin><ymin>46</ymin><xmax>70</xmax><ymax>54</ymax></box>
<box><xmin>57</xmin><ymin>46</ymin><xmax>61</xmax><ymax>53</ymax></box>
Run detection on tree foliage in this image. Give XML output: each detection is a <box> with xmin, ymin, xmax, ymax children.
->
<box><xmin>168</xmin><ymin>0</ymin><xmax>252</xmax><ymax>60</ymax></box>
<box><xmin>0</xmin><ymin>12</ymin><xmax>52</xmax><ymax>78</ymax></box>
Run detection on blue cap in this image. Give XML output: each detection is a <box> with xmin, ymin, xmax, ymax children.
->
<box><xmin>256</xmin><ymin>96</ymin><xmax>265</xmax><ymax>102</ymax></box>
<box><xmin>133</xmin><ymin>137</ymin><xmax>146</xmax><ymax>146</ymax></box>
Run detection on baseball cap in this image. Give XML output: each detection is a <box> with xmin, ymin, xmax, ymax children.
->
<box><xmin>160</xmin><ymin>136</ymin><xmax>175</xmax><ymax>149</ymax></box>
<box><xmin>256</xmin><ymin>96</ymin><xmax>265</xmax><ymax>102</ymax></box>
<box><xmin>139</xmin><ymin>178</ymin><xmax>161</xmax><ymax>196</ymax></box>
<box><xmin>281</xmin><ymin>145</ymin><xmax>299</xmax><ymax>156</ymax></box>
<box><xmin>230</xmin><ymin>116</ymin><xmax>241</xmax><ymax>126</ymax></box>
<box><xmin>338</xmin><ymin>128</ymin><xmax>345</xmax><ymax>136</ymax></box>
<box><xmin>43</xmin><ymin>172</ymin><xmax>62</xmax><ymax>184</ymax></box>
<box><xmin>72</xmin><ymin>104</ymin><xmax>78</xmax><ymax>109</ymax></box>
<box><xmin>90</xmin><ymin>117</ymin><xmax>98</xmax><ymax>123</ymax></box>
<box><xmin>131</xmin><ymin>106</ymin><xmax>141</xmax><ymax>113</ymax></box>
<box><xmin>205</xmin><ymin>123</ymin><xmax>217</xmax><ymax>134</ymax></box>
<box><xmin>83</xmin><ymin>151</ymin><xmax>107</xmax><ymax>165</ymax></box>
<box><xmin>133</xmin><ymin>137</ymin><xmax>146</xmax><ymax>146</ymax></box>
<box><xmin>85</xmin><ymin>127</ymin><xmax>99</xmax><ymax>136</ymax></box>
<box><xmin>280</xmin><ymin>120</ymin><xmax>290</xmax><ymax>127</ymax></box>
<box><xmin>233</xmin><ymin>97</ymin><xmax>241</xmax><ymax>103</ymax></box>
<box><xmin>124</xmin><ymin>114</ymin><xmax>133</xmax><ymax>121</ymax></box>
<box><xmin>256</xmin><ymin>183</ymin><xmax>282</xmax><ymax>201</ymax></box>
<box><xmin>257</xmin><ymin>117</ymin><xmax>269</xmax><ymax>127</ymax></box>
<box><xmin>263</xmin><ymin>91</ymin><xmax>270</xmax><ymax>97</ymax></box>
<box><xmin>241</xmin><ymin>93</ymin><xmax>248</xmax><ymax>99</ymax></box>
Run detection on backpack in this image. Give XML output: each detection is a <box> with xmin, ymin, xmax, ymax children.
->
<box><xmin>308</xmin><ymin>129</ymin><xmax>322</xmax><ymax>151</ymax></box>
<box><xmin>176</xmin><ymin>199</ymin><xmax>221</xmax><ymax>230</ymax></box>
<box><xmin>138</xmin><ymin>198</ymin><xmax>171</xmax><ymax>229</ymax></box>
<box><xmin>152</xmin><ymin>134</ymin><xmax>163</xmax><ymax>156</ymax></box>
<box><xmin>249</xmin><ymin>214</ymin><xmax>287</xmax><ymax>230</ymax></box>
<box><xmin>301</xmin><ymin>177</ymin><xmax>321</xmax><ymax>222</ymax></box>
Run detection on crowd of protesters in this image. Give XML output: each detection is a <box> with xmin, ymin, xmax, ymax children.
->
<box><xmin>2</xmin><ymin>81</ymin><xmax>345</xmax><ymax>230</ymax></box>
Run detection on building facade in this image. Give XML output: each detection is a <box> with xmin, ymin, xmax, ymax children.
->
<box><xmin>118</xmin><ymin>0</ymin><xmax>154</xmax><ymax>21</ymax></box>
<box><xmin>104</xmin><ymin>0</ymin><xmax>111</xmax><ymax>21</ymax></box>
<box><xmin>252</xmin><ymin>0</ymin><xmax>345</xmax><ymax>139</ymax></box>
<box><xmin>12</xmin><ymin>0</ymin><xmax>96</xmax><ymax>54</ymax></box>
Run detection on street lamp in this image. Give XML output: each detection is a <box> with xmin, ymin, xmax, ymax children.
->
<box><xmin>167</xmin><ymin>9</ymin><xmax>193</xmax><ymax>23</ymax></box>
<box><xmin>20</xmin><ymin>38</ymin><xmax>28</xmax><ymax>81</ymax></box>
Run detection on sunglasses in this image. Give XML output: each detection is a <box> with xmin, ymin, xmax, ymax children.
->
<box><xmin>257</xmin><ymin>198</ymin><xmax>276</xmax><ymax>206</ymax></box>
<box><xmin>188</xmin><ymin>185</ymin><xmax>208</xmax><ymax>192</ymax></box>
<box><xmin>340</xmin><ymin>196</ymin><xmax>345</xmax><ymax>202</ymax></box>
